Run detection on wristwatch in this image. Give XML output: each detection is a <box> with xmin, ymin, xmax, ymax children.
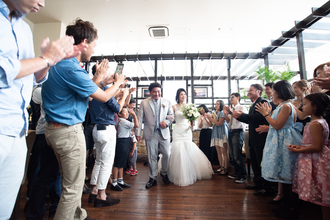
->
<box><xmin>228</xmin><ymin>111</ymin><xmax>232</xmax><ymax>115</ymax></box>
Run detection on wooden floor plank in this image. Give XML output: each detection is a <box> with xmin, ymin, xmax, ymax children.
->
<box><xmin>18</xmin><ymin>162</ymin><xmax>322</xmax><ymax>219</ymax></box>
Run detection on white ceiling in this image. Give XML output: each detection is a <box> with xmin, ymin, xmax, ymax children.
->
<box><xmin>25</xmin><ymin>0</ymin><xmax>328</xmax><ymax>56</ymax></box>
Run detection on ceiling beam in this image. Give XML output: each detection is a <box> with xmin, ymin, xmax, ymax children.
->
<box><xmin>295</xmin><ymin>20</ymin><xmax>330</xmax><ymax>30</ymax></box>
<box><xmin>90</xmin><ymin>52</ymin><xmax>264</xmax><ymax>63</ymax></box>
<box><xmin>262</xmin><ymin>1</ymin><xmax>330</xmax><ymax>55</ymax></box>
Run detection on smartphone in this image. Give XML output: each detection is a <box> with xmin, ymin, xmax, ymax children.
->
<box><xmin>115</xmin><ymin>63</ymin><xmax>124</xmax><ymax>75</ymax></box>
<box><xmin>125</xmin><ymin>84</ymin><xmax>131</xmax><ymax>88</ymax></box>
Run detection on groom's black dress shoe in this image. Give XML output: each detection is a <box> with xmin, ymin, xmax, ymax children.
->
<box><xmin>160</xmin><ymin>173</ymin><xmax>170</xmax><ymax>184</ymax></box>
<box><xmin>145</xmin><ymin>178</ymin><xmax>157</xmax><ymax>189</ymax></box>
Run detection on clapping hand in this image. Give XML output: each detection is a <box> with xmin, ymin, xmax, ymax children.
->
<box><xmin>95</xmin><ymin>59</ymin><xmax>109</xmax><ymax>77</ymax></box>
<box><xmin>232</xmin><ymin>110</ymin><xmax>242</xmax><ymax>119</ymax></box>
<box><xmin>313</xmin><ymin>78</ymin><xmax>330</xmax><ymax>90</ymax></box>
<box><xmin>129</xmin><ymin>87</ymin><xmax>137</xmax><ymax>94</ymax></box>
<box><xmin>311</xmin><ymin>81</ymin><xmax>323</xmax><ymax>92</ymax></box>
<box><xmin>255</xmin><ymin>102</ymin><xmax>271</xmax><ymax>116</ymax></box>
<box><xmin>40</xmin><ymin>36</ymin><xmax>88</xmax><ymax>66</ymax></box>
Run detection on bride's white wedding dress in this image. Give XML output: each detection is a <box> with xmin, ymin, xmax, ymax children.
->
<box><xmin>168</xmin><ymin>105</ymin><xmax>213</xmax><ymax>186</ymax></box>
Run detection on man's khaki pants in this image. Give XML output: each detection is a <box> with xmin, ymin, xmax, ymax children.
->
<box><xmin>45</xmin><ymin>123</ymin><xmax>87</xmax><ymax>220</ymax></box>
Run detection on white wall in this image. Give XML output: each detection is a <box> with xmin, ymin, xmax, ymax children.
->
<box><xmin>32</xmin><ymin>22</ymin><xmax>65</xmax><ymax>56</ymax></box>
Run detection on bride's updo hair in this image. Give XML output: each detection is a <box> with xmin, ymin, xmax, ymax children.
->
<box><xmin>175</xmin><ymin>88</ymin><xmax>187</xmax><ymax>104</ymax></box>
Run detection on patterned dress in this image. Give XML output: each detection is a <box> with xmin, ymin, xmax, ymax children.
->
<box><xmin>292</xmin><ymin>119</ymin><xmax>330</xmax><ymax>207</ymax></box>
<box><xmin>210</xmin><ymin>111</ymin><xmax>228</xmax><ymax>148</ymax></box>
<box><xmin>261</xmin><ymin>103</ymin><xmax>302</xmax><ymax>184</ymax></box>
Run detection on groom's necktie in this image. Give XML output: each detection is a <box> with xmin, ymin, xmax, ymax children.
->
<box><xmin>154</xmin><ymin>99</ymin><xmax>160</xmax><ymax>131</ymax></box>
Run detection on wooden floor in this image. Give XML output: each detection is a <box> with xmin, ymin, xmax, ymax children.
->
<box><xmin>18</xmin><ymin>162</ymin><xmax>322</xmax><ymax>220</ymax></box>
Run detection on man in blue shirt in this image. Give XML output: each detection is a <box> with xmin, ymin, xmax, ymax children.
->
<box><xmin>0</xmin><ymin>1</ymin><xmax>86</xmax><ymax>218</ymax></box>
<box><xmin>42</xmin><ymin>19</ymin><xmax>125</xmax><ymax>220</ymax></box>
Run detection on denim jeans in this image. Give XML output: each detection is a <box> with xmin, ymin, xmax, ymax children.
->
<box><xmin>228</xmin><ymin>130</ymin><xmax>246</xmax><ymax>178</ymax></box>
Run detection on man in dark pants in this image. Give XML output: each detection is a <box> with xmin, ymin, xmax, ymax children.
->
<box><xmin>232</xmin><ymin>84</ymin><xmax>273</xmax><ymax>195</ymax></box>
<box><xmin>225</xmin><ymin>93</ymin><xmax>248</xmax><ymax>184</ymax></box>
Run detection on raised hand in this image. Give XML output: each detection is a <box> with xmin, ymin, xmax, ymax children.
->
<box><xmin>129</xmin><ymin>87</ymin><xmax>137</xmax><ymax>94</ymax></box>
<box><xmin>122</xmin><ymin>88</ymin><xmax>130</xmax><ymax>99</ymax></box>
<box><xmin>113</xmin><ymin>72</ymin><xmax>126</xmax><ymax>84</ymax></box>
<box><xmin>128</xmin><ymin>108</ymin><xmax>135</xmax><ymax>115</ymax></box>
<box><xmin>40</xmin><ymin>36</ymin><xmax>87</xmax><ymax>66</ymax></box>
<box><xmin>95</xmin><ymin>59</ymin><xmax>109</xmax><ymax>77</ymax></box>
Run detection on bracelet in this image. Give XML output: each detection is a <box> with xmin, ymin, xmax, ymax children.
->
<box><xmin>264</xmin><ymin>114</ymin><xmax>270</xmax><ymax>117</ymax></box>
<box><xmin>100</xmin><ymin>81</ymin><xmax>104</xmax><ymax>87</ymax></box>
<box><xmin>39</xmin><ymin>55</ymin><xmax>50</xmax><ymax>67</ymax></box>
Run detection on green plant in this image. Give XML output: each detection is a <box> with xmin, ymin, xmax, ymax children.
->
<box><xmin>255</xmin><ymin>63</ymin><xmax>296</xmax><ymax>83</ymax></box>
<box><xmin>255</xmin><ymin>66</ymin><xmax>276</xmax><ymax>83</ymax></box>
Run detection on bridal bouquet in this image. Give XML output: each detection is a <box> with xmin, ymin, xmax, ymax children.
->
<box><xmin>181</xmin><ymin>103</ymin><xmax>200</xmax><ymax>122</ymax></box>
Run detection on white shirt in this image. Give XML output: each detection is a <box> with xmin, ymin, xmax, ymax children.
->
<box><xmin>228</xmin><ymin>103</ymin><xmax>247</xmax><ymax>130</ymax></box>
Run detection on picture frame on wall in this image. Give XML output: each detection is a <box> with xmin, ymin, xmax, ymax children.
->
<box><xmin>194</xmin><ymin>87</ymin><xmax>208</xmax><ymax>97</ymax></box>
<box><xmin>142</xmin><ymin>88</ymin><xmax>151</xmax><ymax>98</ymax></box>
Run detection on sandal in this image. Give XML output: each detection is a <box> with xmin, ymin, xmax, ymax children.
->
<box><xmin>219</xmin><ymin>168</ymin><xmax>228</xmax><ymax>175</ymax></box>
<box><xmin>214</xmin><ymin>167</ymin><xmax>224</xmax><ymax>173</ymax></box>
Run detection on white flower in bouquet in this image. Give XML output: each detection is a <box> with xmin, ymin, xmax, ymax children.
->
<box><xmin>181</xmin><ymin>103</ymin><xmax>201</xmax><ymax>122</ymax></box>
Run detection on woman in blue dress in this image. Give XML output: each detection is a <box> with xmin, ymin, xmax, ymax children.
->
<box><xmin>206</xmin><ymin>100</ymin><xmax>229</xmax><ymax>175</ymax></box>
<box><xmin>255</xmin><ymin>80</ymin><xmax>302</xmax><ymax>212</ymax></box>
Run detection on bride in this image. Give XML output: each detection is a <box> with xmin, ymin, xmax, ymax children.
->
<box><xmin>168</xmin><ymin>88</ymin><xmax>213</xmax><ymax>186</ymax></box>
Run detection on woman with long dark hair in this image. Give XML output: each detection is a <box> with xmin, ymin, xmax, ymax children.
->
<box><xmin>167</xmin><ymin>88</ymin><xmax>213</xmax><ymax>186</ymax></box>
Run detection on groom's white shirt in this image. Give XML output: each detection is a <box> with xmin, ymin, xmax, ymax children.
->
<box><xmin>136</xmin><ymin>97</ymin><xmax>174</xmax><ymax>140</ymax></box>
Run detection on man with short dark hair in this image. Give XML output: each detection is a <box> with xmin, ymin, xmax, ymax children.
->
<box><xmin>224</xmin><ymin>93</ymin><xmax>248</xmax><ymax>183</ymax></box>
<box><xmin>232</xmin><ymin>84</ymin><xmax>272</xmax><ymax>194</ymax></box>
<box><xmin>42</xmin><ymin>19</ymin><xmax>125</xmax><ymax>220</ymax></box>
<box><xmin>136</xmin><ymin>82</ymin><xmax>174</xmax><ymax>188</ymax></box>
<box><xmin>264</xmin><ymin>82</ymin><xmax>277</xmax><ymax>111</ymax></box>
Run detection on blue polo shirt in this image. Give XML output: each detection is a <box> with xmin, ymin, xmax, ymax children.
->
<box><xmin>89</xmin><ymin>86</ymin><xmax>120</xmax><ymax>125</ymax></box>
<box><xmin>42</xmin><ymin>57</ymin><xmax>98</xmax><ymax>126</ymax></box>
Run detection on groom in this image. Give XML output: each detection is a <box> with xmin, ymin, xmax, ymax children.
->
<box><xmin>136</xmin><ymin>82</ymin><xmax>174</xmax><ymax>188</ymax></box>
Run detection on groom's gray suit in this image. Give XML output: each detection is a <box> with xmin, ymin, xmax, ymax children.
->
<box><xmin>136</xmin><ymin>97</ymin><xmax>174</xmax><ymax>179</ymax></box>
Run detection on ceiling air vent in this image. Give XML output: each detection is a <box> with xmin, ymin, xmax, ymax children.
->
<box><xmin>148</xmin><ymin>26</ymin><xmax>169</xmax><ymax>39</ymax></box>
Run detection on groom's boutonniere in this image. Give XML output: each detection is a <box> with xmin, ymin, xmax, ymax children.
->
<box><xmin>162</xmin><ymin>103</ymin><xmax>166</xmax><ymax>108</ymax></box>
